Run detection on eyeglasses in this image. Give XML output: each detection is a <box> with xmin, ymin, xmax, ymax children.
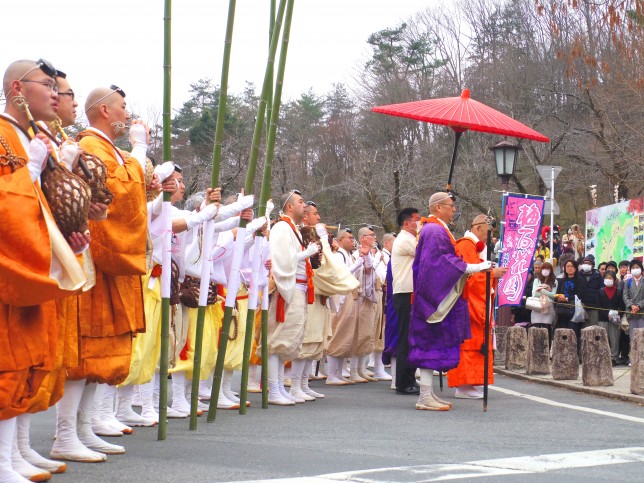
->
<box><xmin>363</xmin><ymin>233</ymin><xmax>376</xmax><ymax>238</ymax></box>
<box><xmin>58</xmin><ymin>90</ymin><xmax>75</xmax><ymax>100</ymax></box>
<box><xmin>17</xmin><ymin>58</ymin><xmax>58</xmax><ymax>84</ymax></box>
<box><xmin>281</xmin><ymin>189</ymin><xmax>302</xmax><ymax>211</ymax></box>
<box><xmin>20</xmin><ymin>79</ymin><xmax>58</xmax><ymax>92</ymax></box>
<box><xmin>344</xmin><ymin>228</ymin><xmax>352</xmax><ymax>234</ymax></box>
<box><xmin>306</xmin><ymin>201</ymin><xmax>317</xmax><ymax>207</ymax></box>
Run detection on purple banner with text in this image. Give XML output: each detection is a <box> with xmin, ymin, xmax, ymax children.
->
<box><xmin>497</xmin><ymin>194</ymin><xmax>545</xmax><ymax>307</ymax></box>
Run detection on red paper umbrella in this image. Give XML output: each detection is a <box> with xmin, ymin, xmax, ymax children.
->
<box><xmin>372</xmin><ymin>89</ymin><xmax>550</xmax><ymax>190</ymax></box>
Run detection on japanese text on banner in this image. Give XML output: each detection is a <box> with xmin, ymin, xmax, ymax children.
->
<box><xmin>497</xmin><ymin>194</ymin><xmax>545</xmax><ymax>307</ymax></box>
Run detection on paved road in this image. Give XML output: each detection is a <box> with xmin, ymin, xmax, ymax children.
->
<box><xmin>29</xmin><ymin>373</ymin><xmax>644</xmax><ymax>482</ymax></box>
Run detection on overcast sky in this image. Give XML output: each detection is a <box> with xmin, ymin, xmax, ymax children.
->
<box><xmin>2</xmin><ymin>0</ymin><xmax>439</xmax><ymax>121</ymax></box>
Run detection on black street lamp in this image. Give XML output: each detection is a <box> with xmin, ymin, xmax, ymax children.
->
<box><xmin>490</xmin><ymin>140</ymin><xmax>522</xmax><ymax>191</ymax></box>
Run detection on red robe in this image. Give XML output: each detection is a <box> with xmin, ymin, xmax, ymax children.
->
<box><xmin>447</xmin><ymin>235</ymin><xmax>495</xmax><ymax>387</ymax></box>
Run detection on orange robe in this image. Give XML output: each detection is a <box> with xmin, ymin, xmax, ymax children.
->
<box><xmin>67</xmin><ymin>129</ymin><xmax>147</xmax><ymax>385</ymax></box>
<box><xmin>447</xmin><ymin>236</ymin><xmax>495</xmax><ymax>387</ymax></box>
<box><xmin>0</xmin><ymin>117</ymin><xmax>85</xmax><ymax>419</ymax></box>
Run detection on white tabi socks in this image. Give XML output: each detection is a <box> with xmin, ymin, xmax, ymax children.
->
<box><xmin>247</xmin><ymin>364</ymin><xmax>262</xmax><ymax>393</ymax></box>
<box><xmin>15</xmin><ymin>414</ymin><xmax>66</xmax><ymax>475</ymax></box>
<box><xmin>372</xmin><ymin>351</ymin><xmax>392</xmax><ymax>381</ymax></box>
<box><xmin>139</xmin><ymin>381</ymin><xmax>159</xmax><ymax>422</ymax></box>
<box><xmin>267</xmin><ymin>354</ymin><xmax>294</xmax><ymax>406</ymax></box>
<box><xmin>78</xmin><ymin>384</ymin><xmax>125</xmax><ymax>454</ymax></box>
<box><xmin>301</xmin><ymin>360</ymin><xmax>324</xmax><ymax>398</ymax></box>
<box><xmin>325</xmin><ymin>356</ymin><xmax>350</xmax><ymax>386</ymax></box>
<box><xmin>415</xmin><ymin>369</ymin><xmax>451</xmax><ymax>411</ymax></box>
<box><xmin>358</xmin><ymin>355</ymin><xmax>377</xmax><ymax>381</ymax></box>
<box><xmin>115</xmin><ymin>385</ymin><xmax>156</xmax><ymax>427</ymax></box>
<box><xmin>289</xmin><ymin>359</ymin><xmax>314</xmax><ymax>402</ymax></box>
<box><xmin>0</xmin><ymin>418</ymin><xmax>30</xmax><ymax>483</ymax></box>
<box><xmin>93</xmin><ymin>384</ymin><xmax>131</xmax><ymax>435</ymax></box>
<box><xmin>390</xmin><ymin>357</ymin><xmax>397</xmax><ymax>390</ymax></box>
<box><xmin>197</xmin><ymin>377</ymin><xmax>212</xmax><ymax>400</ymax></box>
<box><xmin>50</xmin><ymin>380</ymin><xmax>106</xmax><ymax>463</ymax></box>
<box><xmin>169</xmin><ymin>371</ymin><xmax>191</xmax><ymax>416</ymax></box>
<box><xmin>12</xmin><ymin>428</ymin><xmax>50</xmax><ymax>482</ymax></box>
<box><xmin>349</xmin><ymin>356</ymin><xmax>368</xmax><ymax>383</ymax></box>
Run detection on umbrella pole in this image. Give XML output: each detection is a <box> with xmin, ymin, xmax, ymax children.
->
<box><xmin>483</xmin><ymin>225</ymin><xmax>492</xmax><ymax>412</ymax></box>
<box><xmin>446</xmin><ymin>130</ymin><xmax>463</xmax><ymax>192</ymax></box>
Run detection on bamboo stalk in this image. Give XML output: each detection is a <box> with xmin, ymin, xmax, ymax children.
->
<box><xmin>208</xmin><ymin>0</ymin><xmax>289</xmax><ymax>422</ymax></box>
<box><xmin>238</xmin><ymin>0</ymin><xmax>277</xmax><ymax>415</ymax></box>
<box><xmin>158</xmin><ymin>0</ymin><xmax>172</xmax><ymax>441</ymax></box>
<box><xmin>190</xmin><ymin>0</ymin><xmax>237</xmax><ymax>430</ymax></box>
<box><xmin>239</xmin><ymin>0</ymin><xmax>296</xmax><ymax>413</ymax></box>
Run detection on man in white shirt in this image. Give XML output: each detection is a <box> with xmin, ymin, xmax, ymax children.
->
<box><xmin>391</xmin><ymin>207</ymin><xmax>420</xmax><ymax>395</ymax></box>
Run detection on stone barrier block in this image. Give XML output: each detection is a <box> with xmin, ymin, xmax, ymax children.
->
<box><xmin>505</xmin><ymin>326</ymin><xmax>527</xmax><ymax>370</ymax></box>
<box><xmin>526</xmin><ymin>327</ymin><xmax>550</xmax><ymax>375</ymax></box>
<box><xmin>631</xmin><ymin>328</ymin><xmax>644</xmax><ymax>395</ymax></box>
<box><xmin>581</xmin><ymin>326</ymin><xmax>614</xmax><ymax>387</ymax></box>
<box><xmin>551</xmin><ymin>329</ymin><xmax>579</xmax><ymax>380</ymax></box>
<box><xmin>494</xmin><ymin>326</ymin><xmax>509</xmax><ymax>366</ymax></box>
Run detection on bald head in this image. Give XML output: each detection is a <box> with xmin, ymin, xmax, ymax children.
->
<box><xmin>470</xmin><ymin>214</ymin><xmax>490</xmax><ymax>241</ymax></box>
<box><xmin>4</xmin><ymin>60</ymin><xmax>40</xmax><ymax>97</ymax></box>
<box><xmin>85</xmin><ymin>87</ymin><xmax>119</xmax><ymax>122</ymax></box>
<box><xmin>428</xmin><ymin>192</ymin><xmax>452</xmax><ymax>215</ymax></box>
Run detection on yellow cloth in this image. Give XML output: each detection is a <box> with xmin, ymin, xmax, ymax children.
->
<box><xmin>224</xmin><ymin>287</ymin><xmax>249</xmax><ymax>371</ymax></box>
<box><xmin>120</xmin><ymin>271</ymin><xmax>162</xmax><ymax>386</ymax></box>
<box><xmin>172</xmin><ymin>303</ymin><xmax>223</xmax><ymax>380</ymax></box>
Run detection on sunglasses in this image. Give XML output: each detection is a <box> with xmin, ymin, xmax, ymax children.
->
<box><xmin>17</xmin><ymin>58</ymin><xmax>58</xmax><ymax>88</ymax></box>
<box><xmin>281</xmin><ymin>189</ymin><xmax>302</xmax><ymax>211</ymax></box>
<box><xmin>306</xmin><ymin>201</ymin><xmax>317</xmax><ymax>207</ymax></box>
<box><xmin>110</xmin><ymin>84</ymin><xmax>126</xmax><ymax>98</ymax></box>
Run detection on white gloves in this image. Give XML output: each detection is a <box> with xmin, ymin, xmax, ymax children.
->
<box><xmin>297</xmin><ymin>241</ymin><xmax>320</xmax><ymax>261</ymax></box>
<box><xmin>128</xmin><ymin>124</ymin><xmax>148</xmax><ymax>169</ymax></box>
<box><xmin>217</xmin><ymin>194</ymin><xmax>255</xmax><ymax>220</ymax></box>
<box><xmin>27</xmin><ymin>137</ymin><xmax>48</xmax><ymax>181</ymax></box>
<box><xmin>315</xmin><ymin>223</ymin><xmax>328</xmax><ymax>239</ymax></box>
<box><xmin>465</xmin><ymin>260</ymin><xmax>493</xmax><ymax>274</ymax></box>
<box><xmin>349</xmin><ymin>257</ymin><xmax>364</xmax><ymax>274</ymax></box>
<box><xmin>59</xmin><ymin>140</ymin><xmax>80</xmax><ymax>171</ymax></box>
<box><xmin>154</xmin><ymin>161</ymin><xmax>175</xmax><ymax>182</ymax></box>
<box><xmin>266</xmin><ymin>199</ymin><xmax>275</xmax><ymax>218</ymax></box>
<box><xmin>185</xmin><ymin>202</ymin><xmax>219</xmax><ymax>229</ymax></box>
<box><xmin>148</xmin><ymin>193</ymin><xmax>164</xmax><ymax>216</ymax></box>
<box><xmin>246</xmin><ymin>216</ymin><xmax>267</xmax><ymax>234</ymax></box>
<box><xmin>213</xmin><ymin>216</ymin><xmax>240</xmax><ymax>233</ymax></box>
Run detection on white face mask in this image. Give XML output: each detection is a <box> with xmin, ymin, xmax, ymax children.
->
<box><xmin>581</xmin><ymin>264</ymin><xmax>592</xmax><ymax>272</ymax></box>
<box><xmin>632</xmin><ymin>268</ymin><xmax>642</xmax><ymax>278</ymax></box>
<box><xmin>541</xmin><ymin>269</ymin><xmax>550</xmax><ymax>277</ymax></box>
<box><xmin>604</xmin><ymin>279</ymin><xmax>614</xmax><ymax>287</ymax></box>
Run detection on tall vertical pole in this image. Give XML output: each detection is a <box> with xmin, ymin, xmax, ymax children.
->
<box><xmin>158</xmin><ymin>0</ymin><xmax>172</xmax><ymax>441</ymax></box>
<box><xmin>550</xmin><ymin>167</ymin><xmax>554</xmax><ymax>265</ymax></box>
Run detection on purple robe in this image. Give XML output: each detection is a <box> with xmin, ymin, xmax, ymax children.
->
<box><xmin>382</xmin><ymin>259</ymin><xmax>398</xmax><ymax>365</ymax></box>
<box><xmin>408</xmin><ymin>222</ymin><xmax>471</xmax><ymax>372</ymax></box>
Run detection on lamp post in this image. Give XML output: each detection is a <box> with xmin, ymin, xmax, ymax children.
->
<box><xmin>491</xmin><ymin>140</ymin><xmax>522</xmax><ymax>191</ymax></box>
<box><xmin>490</xmin><ymin>140</ymin><xmax>522</xmax><ymax>333</ymax></box>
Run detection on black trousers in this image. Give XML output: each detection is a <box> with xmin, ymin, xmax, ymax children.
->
<box><xmin>393</xmin><ymin>292</ymin><xmax>416</xmax><ymax>389</ymax></box>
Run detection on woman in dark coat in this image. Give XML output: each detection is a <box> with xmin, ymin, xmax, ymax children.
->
<box><xmin>555</xmin><ymin>259</ymin><xmax>586</xmax><ymax>346</ymax></box>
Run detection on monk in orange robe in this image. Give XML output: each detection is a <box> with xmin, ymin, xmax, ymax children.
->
<box><xmin>0</xmin><ymin>59</ymin><xmax>87</xmax><ymax>482</ymax></box>
<box><xmin>51</xmin><ymin>85</ymin><xmax>153</xmax><ymax>463</ymax></box>
<box><xmin>448</xmin><ymin>214</ymin><xmax>507</xmax><ymax>399</ymax></box>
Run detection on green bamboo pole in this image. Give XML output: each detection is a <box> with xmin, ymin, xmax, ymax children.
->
<box><xmin>208</xmin><ymin>0</ymin><xmax>289</xmax><ymax>422</ymax></box>
<box><xmin>238</xmin><ymin>0</ymin><xmax>279</xmax><ymax>415</ymax></box>
<box><xmin>158</xmin><ymin>0</ymin><xmax>172</xmax><ymax>441</ymax></box>
<box><xmin>189</xmin><ymin>0</ymin><xmax>237</xmax><ymax>431</ymax></box>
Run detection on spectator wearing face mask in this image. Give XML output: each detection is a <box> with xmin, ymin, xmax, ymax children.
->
<box><xmin>598</xmin><ymin>272</ymin><xmax>625</xmax><ymax>365</ymax></box>
<box><xmin>622</xmin><ymin>259</ymin><xmax>644</xmax><ymax>365</ymax></box>
<box><xmin>531</xmin><ymin>261</ymin><xmax>558</xmax><ymax>345</ymax></box>
<box><xmin>578</xmin><ymin>255</ymin><xmax>603</xmax><ymax>327</ymax></box>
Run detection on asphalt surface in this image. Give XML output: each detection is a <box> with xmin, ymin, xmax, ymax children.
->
<box><xmin>29</xmin><ymin>373</ymin><xmax>644</xmax><ymax>482</ymax></box>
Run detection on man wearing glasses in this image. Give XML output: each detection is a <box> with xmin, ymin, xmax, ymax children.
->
<box><xmin>54</xmin><ymin>85</ymin><xmax>153</xmax><ymax>460</ymax></box>
<box><xmin>266</xmin><ymin>190</ymin><xmax>320</xmax><ymax>405</ymax></box>
<box><xmin>408</xmin><ymin>192</ymin><xmax>493</xmax><ymax>411</ymax></box>
<box><xmin>0</xmin><ymin>59</ymin><xmax>88</xmax><ymax>482</ymax></box>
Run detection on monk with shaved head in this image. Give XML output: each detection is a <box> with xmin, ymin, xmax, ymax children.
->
<box><xmin>0</xmin><ymin>59</ymin><xmax>87</xmax><ymax>482</ymax></box>
<box><xmin>51</xmin><ymin>86</ymin><xmax>153</xmax><ymax>462</ymax></box>
<box><xmin>447</xmin><ymin>214</ymin><xmax>507</xmax><ymax>400</ymax></box>
<box><xmin>407</xmin><ymin>192</ymin><xmax>494</xmax><ymax>411</ymax></box>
